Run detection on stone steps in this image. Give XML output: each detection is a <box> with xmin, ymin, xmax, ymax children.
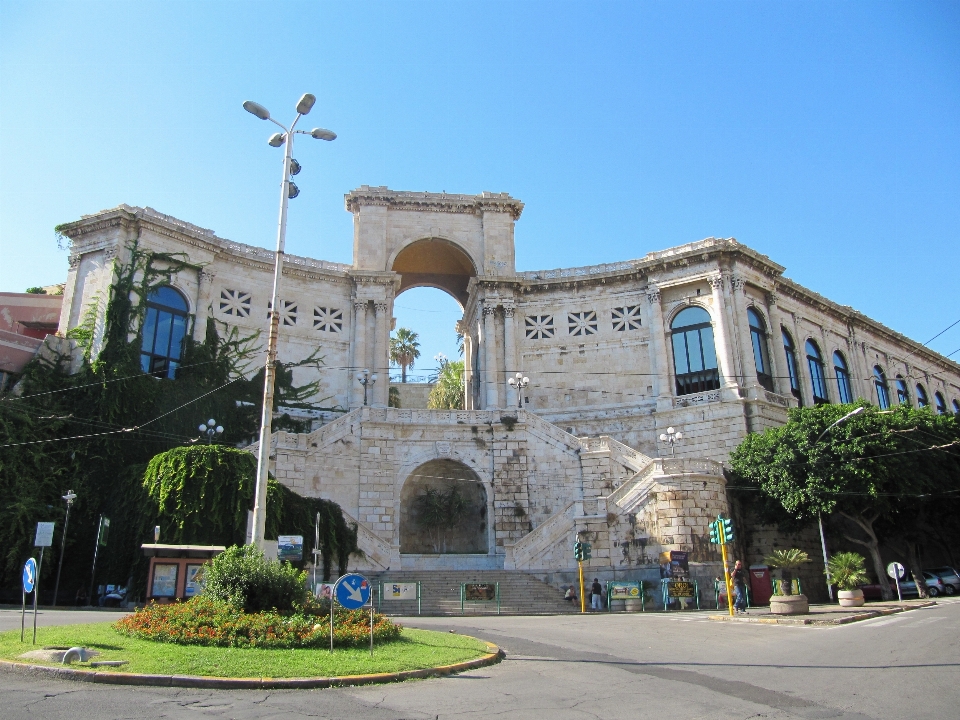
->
<box><xmin>368</xmin><ymin>570</ymin><xmax>580</xmax><ymax>615</ymax></box>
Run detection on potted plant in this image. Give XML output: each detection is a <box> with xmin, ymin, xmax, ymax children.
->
<box><xmin>764</xmin><ymin>549</ymin><xmax>811</xmax><ymax>615</ymax></box>
<box><xmin>826</xmin><ymin>552</ymin><xmax>869</xmax><ymax>607</ymax></box>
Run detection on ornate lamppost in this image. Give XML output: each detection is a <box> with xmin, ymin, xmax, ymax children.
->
<box><xmin>52</xmin><ymin>489</ymin><xmax>77</xmax><ymax>606</ymax></box>
<box><xmin>658</xmin><ymin>426</ymin><xmax>683</xmax><ymax>456</ymax></box>
<box><xmin>508</xmin><ymin>372</ymin><xmax>530</xmax><ymax>408</ymax></box>
<box><xmin>199</xmin><ymin>418</ymin><xmax>224</xmax><ymax>444</ymax></box>
<box><xmin>357</xmin><ymin>369</ymin><xmax>377</xmax><ymax>406</ymax></box>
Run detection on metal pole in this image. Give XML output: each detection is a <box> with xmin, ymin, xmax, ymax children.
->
<box><xmin>720</xmin><ymin>541</ymin><xmax>734</xmax><ymax>617</ymax></box>
<box><xmin>21</xmin><ymin>588</ymin><xmax>26</xmax><ymax>642</ymax></box>
<box><xmin>52</xmin><ymin>498</ymin><xmax>72</xmax><ymax>607</ymax></box>
<box><xmin>329</xmin><ymin>596</ymin><xmax>334</xmax><ymax>652</ymax></box>
<box><xmin>578</xmin><ymin>561</ymin><xmax>585</xmax><ymax>613</ymax></box>
<box><xmin>252</xmin><ymin>116</ymin><xmax>299</xmax><ymax>549</ymax></box>
<box><xmin>33</xmin><ymin>548</ymin><xmax>42</xmax><ymax>643</ymax></box>
<box><xmin>88</xmin><ymin>514</ymin><xmax>102</xmax><ymax>606</ymax></box>
<box><xmin>370</xmin><ymin>600</ymin><xmax>374</xmax><ymax>657</ymax></box>
<box><xmin>819</xmin><ymin>514</ymin><xmax>833</xmax><ymax>601</ymax></box>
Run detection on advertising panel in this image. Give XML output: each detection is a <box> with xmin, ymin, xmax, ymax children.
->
<box><xmin>464</xmin><ymin>583</ymin><xmax>496</xmax><ymax>601</ymax></box>
<box><xmin>185</xmin><ymin>564</ymin><xmax>204</xmax><ymax>597</ymax></box>
<box><xmin>277</xmin><ymin>535</ymin><xmax>303</xmax><ymax>562</ymax></box>
<box><xmin>384</xmin><ymin>582</ymin><xmax>417</xmax><ymax>600</ymax></box>
<box><xmin>152</xmin><ymin>564</ymin><xmax>178</xmax><ymax>598</ymax></box>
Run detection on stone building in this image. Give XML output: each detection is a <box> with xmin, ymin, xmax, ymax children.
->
<box><xmin>54</xmin><ymin>189</ymin><xmax>960</xmax><ymax>592</ymax></box>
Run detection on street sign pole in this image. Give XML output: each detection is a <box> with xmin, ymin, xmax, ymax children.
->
<box><xmin>21</xmin><ymin>558</ymin><xmax>37</xmax><ymax>643</ymax></box>
<box><xmin>20</xmin><ymin>587</ymin><xmax>26</xmax><ymax>643</ymax></box>
<box><xmin>33</xmin><ymin>547</ymin><xmax>43</xmax><ymax>643</ymax></box>
<box><xmin>578</xmin><ymin>560</ymin><xmax>585</xmax><ymax>613</ymax></box>
<box><xmin>720</xmin><ymin>540</ymin><xmax>734</xmax><ymax>617</ymax></box>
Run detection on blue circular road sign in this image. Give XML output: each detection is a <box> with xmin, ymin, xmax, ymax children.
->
<box><xmin>22</xmin><ymin>558</ymin><xmax>37</xmax><ymax>594</ymax></box>
<box><xmin>334</xmin><ymin>573</ymin><xmax>371</xmax><ymax>609</ymax></box>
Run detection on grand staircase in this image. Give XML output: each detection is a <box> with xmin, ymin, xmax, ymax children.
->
<box><xmin>367</xmin><ymin>570</ymin><xmax>580</xmax><ymax>616</ymax></box>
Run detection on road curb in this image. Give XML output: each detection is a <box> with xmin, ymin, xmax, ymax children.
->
<box><xmin>707</xmin><ymin>601</ymin><xmax>937</xmax><ymax>626</ymax></box>
<box><xmin>0</xmin><ymin>639</ymin><xmax>503</xmax><ymax>690</ymax></box>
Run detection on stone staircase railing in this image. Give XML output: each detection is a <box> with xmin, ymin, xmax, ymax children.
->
<box><xmin>579</xmin><ymin>435</ymin><xmax>653</xmax><ymax>473</ymax></box>
<box><xmin>506</xmin><ymin>501</ymin><xmax>578</xmax><ymax>570</ymax></box>
<box><xmin>340</xmin><ymin>508</ymin><xmax>392</xmax><ymax>570</ymax></box>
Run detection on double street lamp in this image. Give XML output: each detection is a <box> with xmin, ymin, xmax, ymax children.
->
<box><xmin>357</xmin><ymin>369</ymin><xmax>377</xmax><ymax>406</ymax></box>
<box><xmin>244</xmin><ymin>94</ymin><xmax>336</xmax><ymax>549</ymax></box>
<box><xmin>508</xmin><ymin>372</ymin><xmax>529</xmax><ymax>408</ymax></box>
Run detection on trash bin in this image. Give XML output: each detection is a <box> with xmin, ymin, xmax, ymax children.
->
<box><xmin>749</xmin><ymin>565</ymin><xmax>773</xmax><ymax>606</ymax></box>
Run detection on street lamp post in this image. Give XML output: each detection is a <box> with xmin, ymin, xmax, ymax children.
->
<box><xmin>813</xmin><ymin>405</ymin><xmax>865</xmax><ymax>602</ymax></box>
<box><xmin>52</xmin><ymin>489</ymin><xmax>76</xmax><ymax>606</ymax></box>
<box><xmin>658</xmin><ymin>426</ymin><xmax>683</xmax><ymax>456</ymax></box>
<box><xmin>357</xmin><ymin>369</ymin><xmax>377</xmax><ymax>406</ymax></box>
<box><xmin>508</xmin><ymin>372</ymin><xmax>529</xmax><ymax>409</ymax></box>
<box><xmin>244</xmin><ymin>94</ymin><xmax>336</xmax><ymax>549</ymax></box>
<box><xmin>199</xmin><ymin>418</ymin><xmax>224</xmax><ymax>444</ymax></box>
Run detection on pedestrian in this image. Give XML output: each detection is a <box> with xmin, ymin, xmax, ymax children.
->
<box><xmin>564</xmin><ymin>586</ymin><xmax>577</xmax><ymax>604</ymax></box>
<box><xmin>733</xmin><ymin>560</ymin><xmax>748</xmax><ymax>613</ymax></box>
<box><xmin>591</xmin><ymin>578</ymin><xmax>603</xmax><ymax>610</ymax></box>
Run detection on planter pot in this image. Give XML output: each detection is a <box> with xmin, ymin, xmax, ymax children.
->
<box><xmin>624</xmin><ymin>598</ymin><xmax>643</xmax><ymax>613</ymax></box>
<box><xmin>769</xmin><ymin>593</ymin><xmax>809</xmax><ymax>615</ymax></box>
<box><xmin>837</xmin><ymin>589</ymin><xmax>865</xmax><ymax>607</ymax></box>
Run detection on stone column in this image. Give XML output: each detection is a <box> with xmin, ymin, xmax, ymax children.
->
<box><xmin>791</xmin><ymin>313</ymin><xmax>813</xmax><ymax>407</ymax></box>
<box><xmin>192</xmin><ymin>269</ymin><xmax>216</xmax><ymax>342</ymax></box>
<box><xmin>764</xmin><ymin>292</ymin><xmax>787</xmax><ymax>397</ymax></box>
<box><xmin>459</xmin><ymin>319</ymin><xmax>474</xmax><ymax>410</ymax></box>
<box><xmin>483</xmin><ymin>305</ymin><xmax>499</xmax><ymax>409</ymax></box>
<box><xmin>731</xmin><ymin>275</ymin><xmax>758</xmax><ymax>388</ymax></box>
<box><xmin>645</xmin><ymin>285</ymin><xmax>672</xmax><ymax>405</ymax></box>
<box><xmin>374</xmin><ymin>301</ymin><xmax>391</xmax><ymax>407</ymax></box>
<box><xmin>351</xmin><ymin>300</ymin><xmax>368</xmax><ymax>407</ymax></box>
<box><xmin>709</xmin><ymin>274</ymin><xmax>738</xmax><ymax>390</ymax></box>
<box><xmin>502</xmin><ymin>304</ymin><xmax>517</xmax><ymax>408</ymax></box>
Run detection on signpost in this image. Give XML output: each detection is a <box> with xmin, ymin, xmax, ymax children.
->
<box><xmin>21</xmin><ymin>558</ymin><xmax>37</xmax><ymax>643</ymax></box>
<box><xmin>887</xmin><ymin>562</ymin><xmax>905</xmax><ymax>602</ymax></box>
<box><xmin>709</xmin><ymin>515</ymin><xmax>736</xmax><ymax>616</ymax></box>
<box><xmin>331</xmin><ymin>573</ymin><xmax>373</xmax><ymax>655</ymax></box>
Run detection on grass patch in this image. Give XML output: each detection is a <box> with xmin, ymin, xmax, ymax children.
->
<box><xmin>0</xmin><ymin>623</ymin><xmax>489</xmax><ymax>678</ymax></box>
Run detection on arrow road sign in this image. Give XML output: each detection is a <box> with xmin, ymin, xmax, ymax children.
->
<box><xmin>22</xmin><ymin>558</ymin><xmax>37</xmax><ymax>594</ymax></box>
<box><xmin>334</xmin><ymin>573</ymin><xmax>371</xmax><ymax>610</ymax></box>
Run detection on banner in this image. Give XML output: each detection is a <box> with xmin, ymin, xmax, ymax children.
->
<box><xmin>609</xmin><ymin>582</ymin><xmax>641</xmax><ymax>599</ymax></box>
<box><xmin>384</xmin><ymin>582</ymin><xmax>417</xmax><ymax>600</ymax></box>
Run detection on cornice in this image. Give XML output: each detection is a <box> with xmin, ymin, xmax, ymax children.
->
<box><xmin>345</xmin><ymin>186</ymin><xmax>524</xmax><ymax>220</ymax></box>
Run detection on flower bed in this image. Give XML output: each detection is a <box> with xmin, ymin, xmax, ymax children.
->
<box><xmin>114</xmin><ymin>597</ymin><xmax>402</xmax><ymax>649</ymax></box>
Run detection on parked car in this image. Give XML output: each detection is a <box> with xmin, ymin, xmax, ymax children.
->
<box><xmin>860</xmin><ymin>572</ymin><xmax>946</xmax><ymax>600</ymax></box>
<box><xmin>924</xmin><ymin>567</ymin><xmax>960</xmax><ymax>595</ymax></box>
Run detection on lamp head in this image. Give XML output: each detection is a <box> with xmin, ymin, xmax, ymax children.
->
<box><xmin>288</xmin><ymin>182</ymin><xmax>300</xmax><ymax>199</ymax></box>
<box><xmin>215</xmin><ymin>426</ymin><xmax>224</xmax><ymax>434</ymax></box>
<box><xmin>289</xmin><ymin>158</ymin><xmax>301</xmax><ymax>176</ymax></box>
<box><xmin>243</xmin><ymin>100</ymin><xmax>270</xmax><ymax>120</ymax></box>
<box><xmin>199</xmin><ymin>424</ymin><xmax>207</xmax><ymax>432</ymax></box>
<box><xmin>310</xmin><ymin>127</ymin><xmax>337</xmax><ymax>141</ymax></box>
<box><xmin>659</xmin><ymin>433</ymin><xmax>667</xmax><ymax>442</ymax></box>
<box><xmin>268</xmin><ymin>132</ymin><xmax>285</xmax><ymax>147</ymax></box>
<box><xmin>675</xmin><ymin>432</ymin><xmax>683</xmax><ymax>440</ymax></box>
<box><xmin>370</xmin><ymin>373</ymin><xmax>378</xmax><ymax>383</ymax></box>
<box><xmin>296</xmin><ymin>93</ymin><xmax>316</xmax><ymax>115</ymax></box>
<box><xmin>207</xmin><ymin>419</ymin><xmax>216</xmax><ymax>427</ymax></box>
<box><xmin>666</xmin><ymin>426</ymin><xmax>675</xmax><ymax>434</ymax></box>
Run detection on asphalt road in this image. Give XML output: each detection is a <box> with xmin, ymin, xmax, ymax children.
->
<box><xmin>1</xmin><ymin>600</ymin><xmax>958</xmax><ymax>720</ymax></box>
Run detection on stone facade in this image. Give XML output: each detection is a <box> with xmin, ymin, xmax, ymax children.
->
<box><xmin>53</xmin><ymin>190</ymin><xmax>960</xmax><ymax>582</ymax></box>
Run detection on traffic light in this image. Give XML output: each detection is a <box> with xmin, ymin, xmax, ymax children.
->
<box><xmin>574</xmin><ymin>541</ymin><xmax>584</xmax><ymax>562</ymax></box>
<box><xmin>721</xmin><ymin>517</ymin><xmax>734</xmax><ymax>543</ymax></box>
<box><xmin>583</xmin><ymin>543</ymin><xmax>592</xmax><ymax>560</ymax></box>
<box><xmin>709</xmin><ymin>520</ymin><xmax>720</xmax><ymax>544</ymax></box>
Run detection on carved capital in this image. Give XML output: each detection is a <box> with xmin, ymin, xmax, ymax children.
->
<box><xmin>730</xmin><ymin>275</ymin><xmax>746</xmax><ymax>293</ymax></box>
<box><xmin>482</xmin><ymin>305</ymin><xmax>497</xmax><ymax>318</ymax></box>
<box><xmin>198</xmin><ymin>268</ymin><xmax>216</xmax><ymax>285</ymax></box>
<box><xmin>766</xmin><ymin>291</ymin><xmax>779</xmax><ymax>307</ymax></box>
<box><xmin>68</xmin><ymin>254</ymin><xmax>82</xmax><ymax>269</ymax></box>
<box><xmin>645</xmin><ymin>285</ymin><xmax>661</xmax><ymax>303</ymax></box>
<box><xmin>708</xmin><ymin>274</ymin><xmax>725</xmax><ymax>291</ymax></box>
<box><xmin>102</xmin><ymin>246</ymin><xmax>118</xmax><ymax>261</ymax></box>
<box><xmin>353</xmin><ymin>300</ymin><xmax>368</xmax><ymax>313</ymax></box>
<box><xmin>503</xmin><ymin>305</ymin><xmax>516</xmax><ymax>319</ymax></box>
<box><xmin>374</xmin><ymin>302</ymin><xmax>389</xmax><ymax>314</ymax></box>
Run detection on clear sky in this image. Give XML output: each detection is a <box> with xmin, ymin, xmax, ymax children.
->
<box><xmin>2</xmin><ymin>1</ymin><xmax>958</xmax><ymax>371</ymax></box>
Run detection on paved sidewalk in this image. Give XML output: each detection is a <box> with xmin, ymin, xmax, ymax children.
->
<box><xmin>708</xmin><ymin>598</ymin><xmax>937</xmax><ymax>625</ymax></box>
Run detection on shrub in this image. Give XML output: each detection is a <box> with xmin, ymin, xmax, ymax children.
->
<box><xmin>826</xmin><ymin>552</ymin><xmax>869</xmax><ymax>591</ymax></box>
<box><xmin>113</xmin><ymin>596</ymin><xmax>402</xmax><ymax>648</ymax></box>
<box><xmin>202</xmin><ymin>544</ymin><xmax>308</xmax><ymax>613</ymax></box>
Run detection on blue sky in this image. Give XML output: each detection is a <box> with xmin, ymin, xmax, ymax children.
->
<box><xmin>1</xmin><ymin>1</ymin><xmax>958</xmax><ymax>369</ymax></box>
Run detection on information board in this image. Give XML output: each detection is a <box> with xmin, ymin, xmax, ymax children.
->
<box><xmin>667</xmin><ymin>580</ymin><xmax>694</xmax><ymax>598</ymax></box>
<box><xmin>34</xmin><ymin>522</ymin><xmax>55</xmax><ymax>548</ymax></box>
<box><xmin>384</xmin><ymin>582</ymin><xmax>418</xmax><ymax>600</ymax></box>
<box><xmin>277</xmin><ymin>535</ymin><xmax>304</xmax><ymax>562</ymax></box>
<box><xmin>609</xmin><ymin>582</ymin><xmax>641</xmax><ymax>599</ymax></box>
<box><xmin>464</xmin><ymin>583</ymin><xmax>496</xmax><ymax>601</ymax></box>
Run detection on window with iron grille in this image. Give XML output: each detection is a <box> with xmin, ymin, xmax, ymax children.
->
<box><xmin>313</xmin><ymin>306</ymin><xmax>343</xmax><ymax>333</ymax></box>
<box><xmin>219</xmin><ymin>289</ymin><xmax>251</xmax><ymax>318</ymax></box>
<box><xmin>568</xmin><ymin>311</ymin><xmax>598</xmax><ymax>336</ymax></box>
<box><xmin>525</xmin><ymin>315</ymin><xmax>555</xmax><ymax>340</ymax></box>
<box><xmin>612</xmin><ymin>305</ymin><xmax>641</xmax><ymax>331</ymax></box>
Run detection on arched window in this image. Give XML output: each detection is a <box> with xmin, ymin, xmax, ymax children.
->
<box><xmin>934</xmin><ymin>392</ymin><xmax>946</xmax><ymax>415</ymax></box>
<box><xmin>747</xmin><ymin>308</ymin><xmax>773</xmax><ymax>391</ymax></box>
<box><xmin>895</xmin><ymin>375</ymin><xmax>909</xmax><ymax>405</ymax></box>
<box><xmin>805</xmin><ymin>340</ymin><xmax>828</xmax><ymax>404</ymax></box>
<box><xmin>953</xmin><ymin>399</ymin><xmax>960</xmax><ymax>416</ymax></box>
<box><xmin>873</xmin><ymin>366</ymin><xmax>890</xmax><ymax>409</ymax></box>
<box><xmin>140</xmin><ymin>286</ymin><xmax>189</xmax><ymax>379</ymax></box>
<box><xmin>915</xmin><ymin>384</ymin><xmax>928</xmax><ymax>408</ymax></box>
<box><xmin>782</xmin><ymin>329</ymin><xmax>802</xmax><ymax>406</ymax></box>
<box><xmin>834</xmin><ymin>351</ymin><xmax>852</xmax><ymax>404</ymax></box>
<box><xmin>670</xmin><ymin>306</ymin><xmax>720</xmax><ymax>396</ymax></box>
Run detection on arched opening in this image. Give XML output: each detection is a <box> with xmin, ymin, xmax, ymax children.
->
<box><xmin>399</xmin><ymin>459</ymin><xmax>487</xmax><ymax>554</ymax></box>
<box><xmin>140</xmin><ymin>286</ymin><xmax>189</xmax><ymax>379</ymax></box>
<box><xmin>670</xmin><ymin>306</ymin><xmax>720</xmax><ymax>396</ymax></box>
<box><xmin>391</xmin><ymin>238</ymin><xmax>477</xmax><ymax>308</ymax></box>
<box><xmin>834</xmin><ymin>351</ymin><xmax>852</xmax><ymax>403</ymax></box>
<box><xmin>747</xmin><ymin>307</ymin><xmax>773</xmax><ymax>391</ymax></box>
<box><xmin>805</xmin><ymin>339</ymin><xmax>828</xmax><ymax>404</ymax></box>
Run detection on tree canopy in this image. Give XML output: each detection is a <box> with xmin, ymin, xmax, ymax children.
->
<box><xmin>728</xmin><ymin>402</ymin><xmax>960</xmax><ymax>599</ymax></box>
<box><xmin>428</xmin><ymin>357</ymin><xmax>465</xmax><ymax>410</ymax></box>
<box><xmin>390</xmin><ymin>327</ymin><xmax>420</xmax><ymax>383</ymax></box>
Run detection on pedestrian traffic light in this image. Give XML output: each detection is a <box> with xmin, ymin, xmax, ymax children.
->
<box><xmin>574</xmin><ymin>541</ymin><xmax>584</xmax><ymax>562</ymax></box>
<box><xmin>709</xmin><ymin>520</ymin><xmax>720</xmax><ymax>544</ymax></box>
<box><xmin>583</xmin><ymin>543</ymin><xmax>592</xmax><ymax>560</ymax></box>
<box><xmin>721</xmin><ymin>517</ymin><xmax>734</xmax><ymax>543</ymax></box>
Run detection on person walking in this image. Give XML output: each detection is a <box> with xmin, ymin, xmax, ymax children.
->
<box><xmin>591</xmin><ymin>578</ymin><xmax>603</xmax><ymax>610</ymax></box>
<box><xmin>733</xmin><ymin>560</ymin><xmax>748</xmax><ymax>613</ymax></box>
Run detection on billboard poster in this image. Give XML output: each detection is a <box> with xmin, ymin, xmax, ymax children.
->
<box><xmin>314</xmin><ymin>583</ymin><xmax>335</xmax><ymax>601</ymax></box>
<box><xmin>185</xmin><ymin>564</ymin><xmax>204</xmax><ymax>597</ymax></box>
<box><xmin>609</xmin><ymin>582</ymin><xmax>641</xmax><ymax>599</ymax></box>
<box><xmin>670</xmin><ymin>551</ymin><xmax>689</xmax><ymax>580</ymax></box>
<box><xmin>464</xmin><ymin>583</ymin><xmax>496</xmax><ymax>601</ymax></box>
<box><xmin>277</xmin><ymin>535</ymin><xmax>303</xmax><ymax>562</ymax></box>
<box><xmin>152</xmin><ymin>564</ymin><xmax>178</xmax><ymax>598</ymax></box>
<box><xmin>384</xmin><ymin>582</ymin><xmax>417</xmax><ymax>600</ymax></box>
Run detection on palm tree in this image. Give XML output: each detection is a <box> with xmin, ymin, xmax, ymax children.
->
<box><xmin>390</xmin><ymin>327</ymin><xmax>421</xmax><ymax>383</ymax></box>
